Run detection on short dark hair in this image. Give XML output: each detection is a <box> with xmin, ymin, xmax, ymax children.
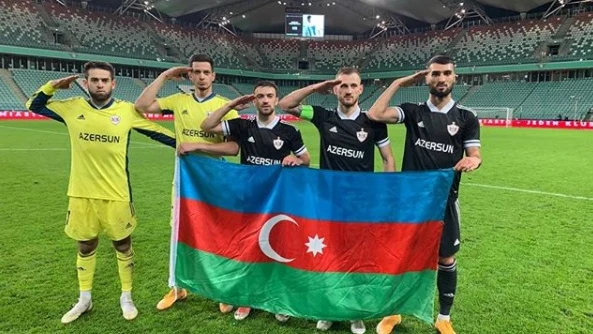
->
<box><xmin>336</xmin><ymin>66</ymin><xmax>361</xmax><ymax>79</ymax></box>
<box><xmin>427</xmin><ymin>55</ymin><xmax>455</xmax><ymax>68</ymax></box>
<box><xmin>336</xmin><ymin>66</ymin><xmax>360</xmax><ymax>76</ymax></box>
<box><xmin>254</xmin><ymin>80</ymin><xmax>279</xmax><ymax>96</ymax></box>
<box><xmin>188</xmin><ymin>54</ymin><xmax>214</xmax><ymax>71</ymax></box>
<box><xmin>83</xmin><ymin>61</ymin><xmax>115</xmax><ymax>79</ymax></box>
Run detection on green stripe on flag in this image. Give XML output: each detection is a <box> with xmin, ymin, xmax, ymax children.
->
<box><xmin>175</xmin><ymin>243</ymin><xmax>437</xmax><ymax>323</ymax></box>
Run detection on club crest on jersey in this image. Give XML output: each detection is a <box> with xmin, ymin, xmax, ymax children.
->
<box><xmin>356</xmin><ymin>128</ymin><xmax>368</xmax><ymax>142</ymax></box>
<box><xmin>111</xmin><ymin>115</ymin><xmax>120</xmax><ymax>125</ymax></box>
<box><xmin>273</xmin><ymin>137</ymin><xmax>284</xmax><ymax>150</ymax></box>
<box><xmin>447</xmin><ymin>122</ymin><xmax>459</xmax><ymax>136</ymax></box>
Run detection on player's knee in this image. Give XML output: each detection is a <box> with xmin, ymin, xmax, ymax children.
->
<box><xmin>439</xmin><ymin>256</ymin><xmax>456</xmax><ymax>266</ymax></box>
<box><xmin>78</xmin><ymin>239</ymin><xmax>99</xmax><ymax>255</ymax></box>
<box><xmin>113</xmin><ymin>236</ymin><xmax>132</xmax><ymax>253</ymax></box>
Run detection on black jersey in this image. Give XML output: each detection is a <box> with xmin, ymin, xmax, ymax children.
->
<box><xmin>305</xmin><ymin>105</ymin><xmax>390</xmax><ymax>172</ymax></box>
<box><xmin>222</xmin><ymin>116</ymin><xmax>306</xmax><ymax>166</ymax></box>
<box><xmin>396</xmin><ymin>99</ymin><xmax>481</xmax><ymax>197</ymax></box>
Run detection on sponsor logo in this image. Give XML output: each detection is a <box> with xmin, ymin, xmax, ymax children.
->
<box><xmin>246</xmin><ymin>156</ymin><xmax>281</xmax><ymax>165</ymax></box>
<box><xmin>329</xmin><ymin>126</ymin><xmax>338</xmax><ymax>133</ymax></box>
<box><xmin>414</xmin><ymin>138</ymin><xmax>454</xmax><ymax>154</ymax></box>
<box><xmin>181</xmin><ymin>128</ymin><xmax>217</xmax><ymax>138</ymax></box>
<box><xmin>326</xmin><ymin>145</ymin><xmax>364</xmax><ymax>159</ymax></box>
<box><xmin>248</xmin><ymin>136</ymin><xmax>255</xmax><ymax>143</ymax></box>
<box><xmin>417</xmin><ymin>121</ymin><xmax>425</xmax><ymax>128</ymax></box>
<box><xmin>78</xmin><ymin>132</ymin><xmax>120</xmax><ymax>143</ymax></box>
<box><xmin>77</xmin><ymin>114</ymin><xmax>85</xmax><ymax>120</ymax></box>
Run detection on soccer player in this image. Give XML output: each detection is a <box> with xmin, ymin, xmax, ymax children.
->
<box><xmin>199</xmin><ymin>80</ymin><xmax>310</xmax><ymax>168</ymax></box>
<box><xmin>278</xmin><ymin>67</ymin><xmax>395</xmax><ymax>334</ymax></box>
<box><xmin>25</xmin><ymin>61</ymin><xmax>176</xmax><ymax>324</ymax></box>
<box><xmin>368</xmin><ymin>55</ymin><xmax>482</xmax><ymax>334</ymax></box>
<box><xmin>134</xmin><ymin>54</ymin><xmax>239</xmax><ymax>313</ymax></box>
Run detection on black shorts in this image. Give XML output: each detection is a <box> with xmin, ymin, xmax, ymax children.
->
<box><xmin>439</xmin><ymin>197</ymin><xmax>461</xmax><ymax>258</ymax></box>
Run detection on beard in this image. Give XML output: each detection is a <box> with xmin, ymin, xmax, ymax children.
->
<box><xmin>429</xmin><ymin>84</ymin><xmax>454</xmax><ymax>98</ymax></box>
<box><xmin>89</xmin><ymin>90</ymin><xmax>112</xmax><ymax>103</ymax></box>
<box><xmin>257</xmin><ymin>106</ymin><xmax>274</xmax><ymax>116</ymax></box>
<box><xmin>339</xmin><ymin>96</ymin><xmax>358</xmax><ymax>108</ymax></box>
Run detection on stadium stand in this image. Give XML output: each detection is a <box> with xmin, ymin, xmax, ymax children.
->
<box><xmin>454</xmin><ymin>18</ymin><xmax>563</xmax><ymax>66</ymax></box>
<box><xmin>460</xmin><ymin>81</ymin><xmax>537</xmax><ymax>109</ymax></box>
<box><xmin>150</xmin><ymin>22</ymin><xmax>246</xmax><ymax>69</ymax></box>
<box><xmin>44</xmin><ymin>2</ymin><xmax>160</xmax><ymax>60</ymax></box>
<box><xmin>365</xmin><ymin>30</ymin><xmax>458</xmax><ymax>71</ymax></box>
<box><xmin>0</xmin><ymin>0</ymin><xmax>61</xmax><ymax>50</ymax></box>
<box><xmin>0</xmin><ymin>75</ymin><xmax>25</xmax><ymax>110</ymax></box>
<box><xmin>565</xmin><ymin>12</ymin><xmax>593</xmax><ymax>60</ymax></box>
<box><xmin>258</xmin><ymin>39</ymin><xmax>300</xmax><ymax>71</ymax></box>
<box><xmin>307</xmin><ymin>40</ymin><xmax>374</xmax><ymax>73</ymax></box>
<box><xmin>517</xmin><ymin>78</ymin><xmax>593</xmax><ymax>119</ymax></box>
<box><xmin>11</xmin><ymin>69</ymin><xmax>86</xmax><ymax>99</ymax></box>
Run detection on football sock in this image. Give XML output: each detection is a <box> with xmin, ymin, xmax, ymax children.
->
<box><xmin>77</xmin><ymin>250</ymin><xmax>97</xmax><ymax>294</ymax></box>
<box><xmin>116</xmin><ymin>247</ymin><xmax>134</xmax><ymax>292</ymax></box>
<box><xmin>437</xmin><ymin>260</ymin><xmax>457</xmax><ymax>316</ymax></box>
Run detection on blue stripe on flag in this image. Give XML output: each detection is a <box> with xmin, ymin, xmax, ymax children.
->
<box><xmin>179</xmin><ymin>155</ymin><xmax>454</xmax><ymax>224</ymax></box>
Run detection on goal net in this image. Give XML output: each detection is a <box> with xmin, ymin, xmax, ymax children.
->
<box><xmin>471</xmin><ymin>107</ymin><xmax>514</xmax><ymax>127</ymax></box>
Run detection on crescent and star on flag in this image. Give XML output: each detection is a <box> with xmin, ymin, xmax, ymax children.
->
<box><xmin>258</xmin><ymin>214</ymin><xmax>327</xmax><ymax>263</ymax></box>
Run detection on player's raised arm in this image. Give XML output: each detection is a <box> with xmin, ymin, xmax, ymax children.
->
<box><xmin>200</xmin><ymin>94</ymin><xmax>255</xmax><ymax>134</ymax></box>
<box><xmin>277</xmin><ymin>79</ymin><xmax>341</xmax><ymax>116</ymax></box>
<box><xmin>134</xmin><ymin>66</ymin><xmax>191</xmax><ymax>114</ymax></box>
<box><xmin>131</xmin><ymin>111</ymin><xmax>176</xmax><ymax>148</ymax></box>
<box><xmin>26</xmin><ymin>75</ymin><xmax>79</xmax><ymax>122</ymax></box>
<box><xmin>368</xmin><ymin>70</ymin><xmax>429</xmax><ymax>123</ymax></box>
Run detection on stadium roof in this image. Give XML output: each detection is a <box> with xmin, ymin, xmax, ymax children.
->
<box><xmin>145</xmin><ymin>0</ymin><xmax>554</xmax><ymax>33</ymax></box>
<box><xmin>78</xmin><ymin>0</ymin><xmax>556</xmax><ymax>34</ymax></box>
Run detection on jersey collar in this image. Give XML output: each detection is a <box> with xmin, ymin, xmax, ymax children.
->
<box><xmin>257</xmin><ymin>115</ymin><xmax>280</xmax><ymax>129</ymax></box>
<box><xmin>193</xmin><ymin>92</ymin><xmax>216</xmax><ymax>103</ymax></box>
<box><xmin>87</xmin><ymin>98</ymin><xmax>114</xmax><ymax>110</ymax></box>
<box><xmin>336</xmin><ymin>106</ymin><xmax>361</xmax><ymax>120</ymax></box>
<box><xmin>426</xmin><ymin>99</ymin><xmax>456</xmax><ymax>114</ymax></box>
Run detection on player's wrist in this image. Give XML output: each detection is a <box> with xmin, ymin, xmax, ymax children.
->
<box><xmin>41</xmin><ymin>81</ymin><xmax>58</xmax><ymax>95</ymax></box>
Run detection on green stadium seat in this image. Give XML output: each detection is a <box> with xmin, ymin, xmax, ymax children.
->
<box><xmin>45</xmin><ymin>2</ymin><xmax>160</xmax><ymax>60</ymax></box>
<box><xmin>454</xmin><ymin>18</ymin><xmax>562</xmax><ymax>67</ymax></box>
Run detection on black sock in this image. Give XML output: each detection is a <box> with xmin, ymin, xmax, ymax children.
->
<box><xmin>437</xmin><ymin>260</ymin><xmax>457</xmax><ymax>316</ymax></box>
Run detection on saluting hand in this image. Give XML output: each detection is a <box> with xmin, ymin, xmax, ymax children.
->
<box><xmin>392</xmin><ymin>70</ymin><xmax>430</xmax><ymax>88</ymax></box>
<box><xmin>161</xmin><ymin>66</ymin><xmax>192</xmax><ymax>80</ymax></box>
<box><xmin>230</xmin><ymin>94</ymin><xmax>255</xmax><ymax>110</ymax></box>
<box><xmin>51</xmin><ymin>75</ymin><xmax>79</xmax><ymax>89</ymax></box>
<box><xmin>312</xmin><ymin>79</ymin><xmax>342</xmax><ymax>95</ymax></box>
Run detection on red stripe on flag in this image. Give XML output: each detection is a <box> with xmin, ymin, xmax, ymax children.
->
<box><xmin>178</xmin><ymin>198</ymin><xmax>442</xmax><ymax>275</ymax></box>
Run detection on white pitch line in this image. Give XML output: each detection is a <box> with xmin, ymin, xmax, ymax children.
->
<box><xmin>462</xmin><ymin>182</ymin><xmax>593</xmax><ymax>201</ymax></box>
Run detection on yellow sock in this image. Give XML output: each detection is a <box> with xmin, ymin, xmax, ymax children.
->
<box><xmin>77</xmin><ymin>251</ymin><xmax>97</xmax><ymax>292</ymax></box>
<box><xmin>116</xmin><ymin>247</ymin><xmax>134</xmax><ymax>292</ymax></box>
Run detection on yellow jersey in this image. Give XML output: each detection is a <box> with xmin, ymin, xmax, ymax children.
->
<box><xmin>157</xmin><ymin>92</ymin><xmax>238</xmax><ymax>146</ymax></box>
<box><xmin>26</xmin><ymin>82</ymin><xmax>176</xmax><ymax>202</ymax></box>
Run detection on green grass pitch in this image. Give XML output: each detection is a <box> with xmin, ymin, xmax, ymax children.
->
<box><xmin>1</xmin><ymin>120</ymin><xmax>592</xmax><ymax>333</ymax></box>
